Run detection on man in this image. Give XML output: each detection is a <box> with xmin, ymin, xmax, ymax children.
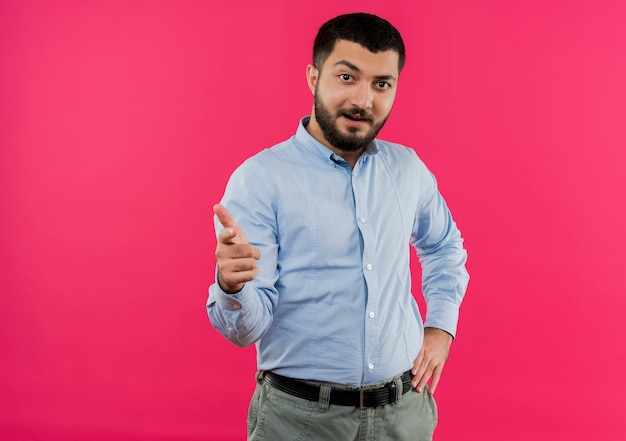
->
<box><xmin>207</xmin><ymin>13</ymin><xmax>469</xmax><ymax>441</ymax></box>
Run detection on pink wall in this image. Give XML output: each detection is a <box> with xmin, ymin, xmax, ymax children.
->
<box><xmin>1</xmin><ymin>1</ymin><xmax>625</xmax><ymax>440</ymax></box>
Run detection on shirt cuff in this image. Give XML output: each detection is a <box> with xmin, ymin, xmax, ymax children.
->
<box><xmin>208</xmin><ymin>281</ymin><xmax>253</xmax><ymax>311</ymax></box>
<box><xmin>423</xmin><ymin>298</ymin><xmax>460</xmax><ymax>338</ymax></box>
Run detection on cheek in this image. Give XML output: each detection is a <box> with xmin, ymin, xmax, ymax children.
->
<box><xmin>318</xmin><ymin>81</ymin><xmax>351</xmax><ymax>104</ymax></box>
<box><xmin>376</xmin><ymin>94</ymin><xmax>396</xmax><ymax>115</ymax></box>
<box><xmin>323</xmin><ymin>89</ymin><xmax>349</xmax><ymax>108</ymax></box>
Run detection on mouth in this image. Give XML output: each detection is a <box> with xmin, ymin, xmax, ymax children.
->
<box><xmin>343</xmin><ymin>112</ymin><xmax>371</xmax><ymax>122</ymax></box>
<box><xmin>341</xmin><ymin>111</ymin><xmax>372</xmax><ymax>127</ymax></box>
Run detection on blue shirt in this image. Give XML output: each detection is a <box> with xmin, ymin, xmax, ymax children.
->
<box><xmin>207</xmin><ymin>117</ymin><xmax>469</xmax><ymax>387</ymax></box>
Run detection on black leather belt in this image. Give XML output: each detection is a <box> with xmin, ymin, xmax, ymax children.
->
<box><xmin>262</xmin><ymin>370</ymin><xmax>414</xmax><ymax>409</ymax></box>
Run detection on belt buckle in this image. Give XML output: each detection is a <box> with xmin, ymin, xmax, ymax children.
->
<box><xmin>359</xmin><ymin>388</ymin><xmax>366</xmax><ymax>409</ymax></box>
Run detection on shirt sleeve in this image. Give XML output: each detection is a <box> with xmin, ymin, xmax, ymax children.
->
<box><xmin>206</xmin><ymin>158</ymin><xmax>279</xmax><ymax>347</ymax></box>
<box><xmin>410</xmin><ymin>166</ymin><xmax>470</xmax><ymax>338</ymax></box>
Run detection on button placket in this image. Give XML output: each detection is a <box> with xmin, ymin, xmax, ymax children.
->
<box><xmin>352</xmin><ymin>159</ymin><xmax>381</xmax><ymax>383</ymax></box>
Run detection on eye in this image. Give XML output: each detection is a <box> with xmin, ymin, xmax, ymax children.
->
<box><xmin>339</xmin><ymin>73</ymin><xmax>353</xmax><ymax>82</ymax></box>
<box><xmin>377</xmin><ymin>81</ymin><xmax>391</xmax><ymax>90</ymax></box>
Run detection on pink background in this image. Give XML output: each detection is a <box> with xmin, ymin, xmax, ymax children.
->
<box><xmin>1</xmin><ymin>1</ymin><xmax>625</xmax><ymax>440</ymax></box>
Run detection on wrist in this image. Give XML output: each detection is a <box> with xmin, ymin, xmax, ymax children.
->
<box><xmin>217</xmin><ymin>271</ymin><xmax>244</xmax><ymax>294</ymax></box>
<box><xmin>424</xmin><ymin>327</ymin><xmax>454</xmax><ymax>344</ymax></box>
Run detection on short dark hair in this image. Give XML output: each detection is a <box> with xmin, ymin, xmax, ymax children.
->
<box><xmin>313</xmin><ymin>13</ymin><xmax>406</xmax><ymax>72</ymax></box>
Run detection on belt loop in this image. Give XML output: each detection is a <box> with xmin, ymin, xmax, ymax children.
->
<box><xmin>359</xmin><ymin>388</ymin><xmax>366</xmax><ymax>409</ymax></box>
<box><xmin>393</xmin><ymin>377</ymin><xmax>403</xmax><ymax>404</ymax></box>
<box><xmin>255</xmin><ymin>370</ymin><xmax>266</xmax><ymax>384</ymax></box>
<box><xmin>318</xmin><ymin>384</ymin><xmax>331</xmax><ymax>413</ymax></box>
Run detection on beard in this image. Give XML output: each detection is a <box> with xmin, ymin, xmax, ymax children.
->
<box><xmin>314</xmin><ymin>92</ymin><xmax>389</xmax><ymax>153</ymax></box>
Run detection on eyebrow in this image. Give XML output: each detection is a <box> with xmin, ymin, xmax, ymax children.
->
<box><xmin>333</xmin><ymin>60</ymin><xmax>397</xmax><ymax>81</ymax></box>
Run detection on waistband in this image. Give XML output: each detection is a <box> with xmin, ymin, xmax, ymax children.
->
<box><xmin>260</xmin><ymin>370</ymin><xmax>414</xmax><ymax>409</ymax></box>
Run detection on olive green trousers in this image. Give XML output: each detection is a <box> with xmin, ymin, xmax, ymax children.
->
<box><xmin>247</xmin><ymin>372</ymin><xmax>438</xmax><ymax>441</ymax></box>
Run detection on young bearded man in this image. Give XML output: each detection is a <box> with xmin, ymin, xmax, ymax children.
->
<box><xmin>207</xmin><ymin>12</ymin><xmax>470</xmax><ymax>441</ymax></box>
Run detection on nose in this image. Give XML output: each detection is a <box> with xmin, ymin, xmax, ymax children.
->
<box><xmin>350</xmin><ymin>82</ymin><xmax>373</xmax><ymax>109</ymax></box>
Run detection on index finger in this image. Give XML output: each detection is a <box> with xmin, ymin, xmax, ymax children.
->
<box><xmin>213</xmin><ymin>204</ymin><xmax>238</xmax><ymax>229</ymax></box>
<box><xmin>214</xmin><ymin>204</ymin><xmax>248</xmax><ymax>244</ymax></box>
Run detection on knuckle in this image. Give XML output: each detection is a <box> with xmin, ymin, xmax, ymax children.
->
<box><xmin>231</xmin><ymin>244</ymin><xmax>246</xmax><ymax>257</ymax></box>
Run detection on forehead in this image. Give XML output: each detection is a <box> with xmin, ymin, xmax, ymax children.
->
<box><xmin>322</xmin><ymin>39</ymin><xmax>400</xmax><ymax>77</ymax></box>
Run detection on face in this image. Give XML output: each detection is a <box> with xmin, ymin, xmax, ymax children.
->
<box><xmin>307</xmin><ymin>40</ymin><xmax>399</xmax><ymax>154</ymax></box>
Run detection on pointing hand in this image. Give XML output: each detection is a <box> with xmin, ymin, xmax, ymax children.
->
<box><xmin>213</xmin><ymin>204</ymin><xmax>261</xmax><ymax>293</ymax></box>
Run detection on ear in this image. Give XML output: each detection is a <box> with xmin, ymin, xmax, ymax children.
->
<box><xmin>306</xmin><ymin>64</ymin><xmax>318</xmax><ymax>95</ymax></box>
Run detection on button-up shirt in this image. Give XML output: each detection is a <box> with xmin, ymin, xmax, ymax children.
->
<box><xmin>207</xmin><ymin>117</ymin><xmax>469</xmax><ymax>387</ymax></box>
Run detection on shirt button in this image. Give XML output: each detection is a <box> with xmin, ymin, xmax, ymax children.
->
<box><xmin>368</xmin><ymin>363</ymin><xmax>374</xmax><ymax>370</ymax></box>
<box><xmin>366</xmin><ymin>264</ymin><xmax>373</xmax><ymax>270</ymax></box>
<box><xmin>369</xmin><ymin>311</ymin><xmax>375</xmax><ymax>319</ymax></box>
<box><xmin>359</xmin><ymin>217</ymin><xmax>366</xmax><ymax>223</ymax></box>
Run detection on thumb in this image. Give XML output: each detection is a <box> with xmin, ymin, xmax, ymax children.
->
<box><xmin>214</xmin><ymin>204</ymin><xmax>248</xmax><ymax>243</ymax></box>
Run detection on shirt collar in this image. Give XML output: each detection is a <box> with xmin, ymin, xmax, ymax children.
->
<box><xmin>294</xmin><ymin>116</ymin><xmax>380</xmax><ymax>165</ymax></box>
